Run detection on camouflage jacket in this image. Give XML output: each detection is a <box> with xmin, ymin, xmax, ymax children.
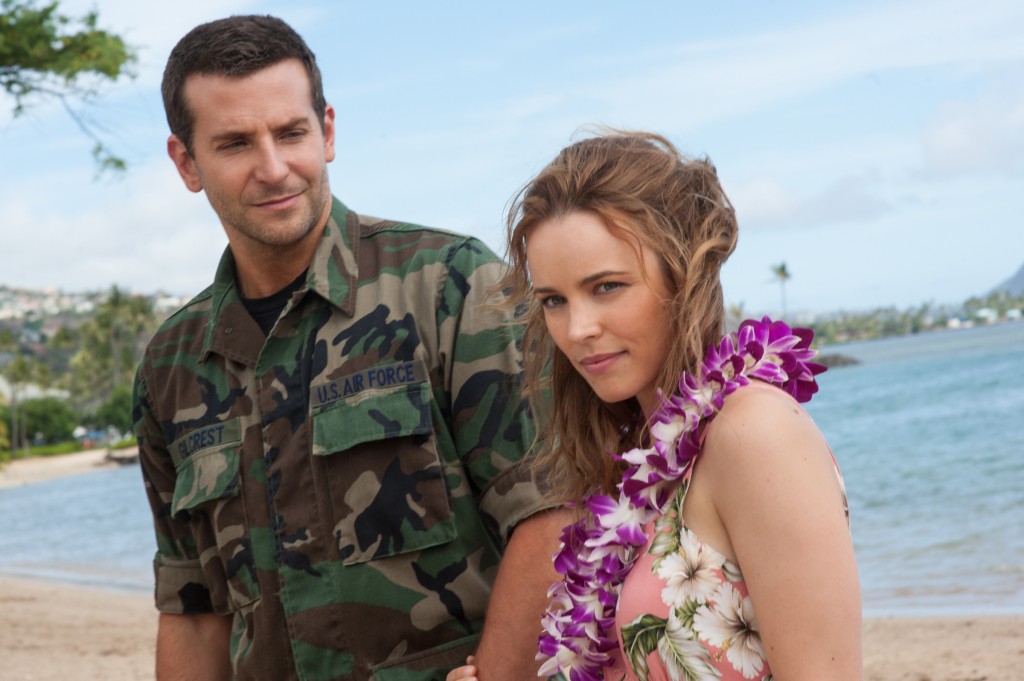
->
<box><xmin>132</xmin><ymin>198</ymin><xmax>549</xmax><ymax>680</ymax></box>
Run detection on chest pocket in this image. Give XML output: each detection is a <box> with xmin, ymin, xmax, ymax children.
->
<box><xmin>312</xmin><ymin>376</ymin><xmax>456</xmax><ymax>565</ymax></box>
<box><xmin>168</xmin><ymin>419</ymin><xmax>259</xmax><ymax>612</ymax></box>
<box><xmin>170</xmin><ymin>420</ymin><xmax>242</xmax><ymax>517</ymax></box>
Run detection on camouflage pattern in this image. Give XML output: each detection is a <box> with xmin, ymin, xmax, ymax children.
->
<box><xmin>132</xmin><ymin>198</ymin><xmax>550</xmax><ymax>680</ymax></box>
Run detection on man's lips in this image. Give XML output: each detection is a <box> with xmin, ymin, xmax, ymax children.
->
<box><xmin>253</xmin><ymin>191</ymin><xmax>302</xmax><ymax>209</ymax></box>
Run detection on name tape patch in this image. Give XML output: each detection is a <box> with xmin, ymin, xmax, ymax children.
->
<box><xmin>170</xmin><ymin>418</ymin><xmax>242</xmax><ymax>466</ymax></box>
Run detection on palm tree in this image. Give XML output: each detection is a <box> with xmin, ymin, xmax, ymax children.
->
<box><xmin>68</xmin><ymin>285</ymin><xmax>155</xmax><ymax>410</ymax></box>
<box><xmin>771</xmin><ymin>262</ymin><xmax>791</xmax><ymax>319</ymax></box>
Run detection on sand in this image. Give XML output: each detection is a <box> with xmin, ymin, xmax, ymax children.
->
<box><xmin>0</xmin><ymin>575</ymin><xmax>156</xmax><ymax>681</ymax></box>
<box><xmin>0</xmin><ymin>447</ymin><xmax>137</xmax><ymax>489</ymax></box>
<box><xmin>1</xmin><ymin>451</ymin><xmax>1022</xmax><ymax>680</ymax></box>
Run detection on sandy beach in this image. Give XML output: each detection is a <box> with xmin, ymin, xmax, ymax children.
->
<box><xmin>2</xmin><ymin>450</ymin><xmax>1022</xmax><ymax>680</ymax></box>
<box><xmin>0</xmin><ymin>447</ymin><xmax>137</xmax><ymax>489</ymax></box>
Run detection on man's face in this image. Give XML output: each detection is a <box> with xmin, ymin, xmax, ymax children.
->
<box><xmin>168</xmin><ymin>59</ymin><xmax>336</xmax><ymax>252</ymax></box>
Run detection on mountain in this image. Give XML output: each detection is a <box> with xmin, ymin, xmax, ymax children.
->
<box><xmin>992</xmin><ymin>262</ymin><xmax>1024</xmax><ymax>297</ymax></box>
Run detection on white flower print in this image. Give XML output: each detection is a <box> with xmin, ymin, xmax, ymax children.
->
<box><xmin>657</xmin><ymin>608</ymin><xmax>722</xmax><ymax>681</ymax></box>
<box><xmin>692</xmin><ymin>583</ymin><xmax>766</xmax><ymax>679</ymax></box>
<box><xmin>657</xmin><ymin>527</ymin><xmax>723</xmax><ymax>608</ymax></box>
<box><xmin>721</xmin><ymin>558</ymin><xmax>742</xmax><ymax>584</ymax></box>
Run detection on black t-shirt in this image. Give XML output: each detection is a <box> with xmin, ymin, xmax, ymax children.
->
<box><xmin>240</xmin><ymin>270</ymin><xmax>307</xmax><ymax>336</ymax></box>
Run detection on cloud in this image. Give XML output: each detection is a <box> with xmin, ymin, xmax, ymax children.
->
<box><xmin>0</xmin><ymin>158</ymin><xmax>225</xmax><ymax>295</ymax></box>
<box><xmin>551</xmin><ymin>0</ymin><xmax>1024</xmax><ymax>136</ymax></box>
<box><xmin>729</xmin><ymin>172</ymin><xmax>893</xmax><ymax>230</ymax></box>
<box><xmin>918</xmin><ymin>90</ymin><xmax>1024</xmax><ymax>178</ymax></box>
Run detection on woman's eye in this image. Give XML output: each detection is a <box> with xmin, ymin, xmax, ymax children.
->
<box><xmin>596</xmin><ymin>281</ymin><xmax>624</xmax><ymax>294</ymax></box>
<box><xmin>540</xmin><ymin>295</ymin><xmax>566</xmax><ymax>309</ymax></box>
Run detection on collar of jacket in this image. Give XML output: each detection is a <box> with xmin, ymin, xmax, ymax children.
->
<box><xmin>198</xmin><ymin>195</ymin><xmax>359</xmax><ymax>365</ymax></box>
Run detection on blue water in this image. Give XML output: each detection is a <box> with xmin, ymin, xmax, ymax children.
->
<box><xmin>1</xmin><ymin>322</ymin><xmax>1022</xmax><ymax>615</ymax></box>
<box><xmin>0</xmin><ymin>464</ymin><xmax>154</xmax><ymax>593</ymax></box>
<box><xmin>807</xmin><ymin>322</ymin><xmax>1024</xmax><ymax>616</ymax></box>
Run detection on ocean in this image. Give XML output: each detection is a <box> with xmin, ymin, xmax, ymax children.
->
<box><xmin>1</xmin><ymin>322</ymin><xmax>1022</xmax><ymax>616</ymax></box>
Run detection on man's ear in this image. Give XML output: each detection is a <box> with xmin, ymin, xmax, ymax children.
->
<box><xmin>323</xmin><ymin>104</ymin><xmax>336</xmax><ymax>163</ymax></box>
<box><xmin>167</xmin><ymin>134</ymin><xmax>203</xmax><ymax>193</ymax></box>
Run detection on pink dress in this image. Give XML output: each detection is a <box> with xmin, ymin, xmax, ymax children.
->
<box><xmin>606</xmin><ymin>385</ymin><xmax>848</xmax><ymax>681</ymax></box>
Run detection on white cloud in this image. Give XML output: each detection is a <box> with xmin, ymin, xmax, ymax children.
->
<box><xmin>0</xmin><ymin>158</ymin><xmax>225</xmax><ymax>295</ymax></box>
<box><xmin>730</xmin><ymin>172</ymin><xmax>892</xmax><ymax>230</ymax></box>
<box><xmin>547</xmin><ymin>0</ymin><xmax>1024</xmax><ymax>135</ymax></box>
<box><xmin>918</xmin><ymin>90</ymin><xmax>1024</xmax><ymax>178</ymax></box>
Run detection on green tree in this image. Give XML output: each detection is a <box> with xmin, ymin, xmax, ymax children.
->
<box><xmin>21</xmin><ymin>396</ymin><xmax>77</xmax><ymax>444</ymax></box>
<box><xmin>1</xmin><ymin>328</ymin><xmax>22</xmax><ymax>455</ymax></box>
<box><xmin>2</xmin><ymin>353</ymin><xmax>35</xmax><ymax>456</ymax></box>
<box><xmin>0</xmin><ymin>0</ymin><xmax>136</xmax><ymax>172</ymax></box>
<box><xmin>68</xmin><ymin>286</ymin><xmax>154</xmax><ymax>410</ymax></box>
<box><xmin>771</xmin><ymin>262</ymin><xmax>791</xmax><ymax>318</ymax></box>
<box><xmin>93</xmin><ymin>383</ymin><xmax>132</xmax><ymax>433</ymax></box>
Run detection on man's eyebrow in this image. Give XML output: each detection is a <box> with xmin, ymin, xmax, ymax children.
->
<box><xmin>208</xmin><ymin>117</ymin><xmax>312</xmax><ymax>143</ymax></box>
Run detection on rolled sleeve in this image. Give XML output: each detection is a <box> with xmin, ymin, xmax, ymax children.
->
<box><xmin>479</xmin><ymin>463</ymin><xmax>562</xmax><ymax>544</ymax></box>
<box><xmin>154</xmin><ymin>555</ymin><xmax>215</xmax><ymax>614</ymax></box>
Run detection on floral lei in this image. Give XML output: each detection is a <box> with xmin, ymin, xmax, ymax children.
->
<box><xmin>536</xmin><ymin>317</ymin><xmax>826</xmax><ymax>680</ymax></box>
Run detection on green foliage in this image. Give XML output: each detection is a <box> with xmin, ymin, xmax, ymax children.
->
<box><xmin>93</xmin><ymin>383</ymin><xmax>133</xmax><ymax>432</ymax></box>
<box><xmin>0</xmin><ymin>0</ymin><xmax>136</xmax><ymax>172</ymax></box>
<box><xmin>67</xmin><ymin>285</ymin><xmax>155</xmax><ymax>411</ymax></box>
<box><xmin>18</xmin><ymin>396</ymin><xmax>78</xmax><ymax>443</ymax></box>
<box><xmin>0</xmin><ymin>417</ymin><xmax>8</xmax><ymax>451</ymax></box>
<box><xmin>620</xmin><ymin>614</ymin><xmax>666</xmax><ymax>681</ymax></box>
<box><xmin>109</xmin><ymin>434</ymin><xmax>137</xmax><ymax>450</ymax></box>
<box><xmin>22</xmin><ymin>439</ymin><xmax>81</xmax><ymax>457</ymax></box>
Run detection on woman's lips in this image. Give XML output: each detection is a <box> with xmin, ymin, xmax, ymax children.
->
<box><xmin>579</xmin><ymin>352</ymin><xmax>624</xmax><ymax>374</ymax></box>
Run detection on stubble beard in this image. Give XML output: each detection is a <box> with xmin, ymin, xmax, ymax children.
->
<box><xmin>217</xmin><ymin>171</ymin><xmax>331</xmax><ymax>249</ymax></box>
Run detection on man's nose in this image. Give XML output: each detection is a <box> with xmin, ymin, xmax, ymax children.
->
<box><xmin>254</xmin><ymin>142</ymin><xmax>289</xmax><ymax>184</ymax></box>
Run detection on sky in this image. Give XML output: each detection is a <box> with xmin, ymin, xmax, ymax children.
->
<box><xmin>1</xmin><ymin>0</ymin><xmax>1022</xmax><ymax>317</ymax></box>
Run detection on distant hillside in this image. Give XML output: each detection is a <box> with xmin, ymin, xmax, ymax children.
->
<box><xmin>992</xmin><ymin>262</ymin><xmax>1024</xmax><ymax>296</ymax></box>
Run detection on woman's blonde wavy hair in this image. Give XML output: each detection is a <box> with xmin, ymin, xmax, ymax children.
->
<box><xmin>499</xmin><ymin>130</ymin><xmax>738</xmax><ymax>503</ymax></box>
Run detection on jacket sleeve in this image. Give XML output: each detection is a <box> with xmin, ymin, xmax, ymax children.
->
<box><xmin>435</xmin><ymin>237</ymin><xmax>556</xmax><ymax>547</ymax></box>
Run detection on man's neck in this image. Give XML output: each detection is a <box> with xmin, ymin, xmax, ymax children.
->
<box><xmin>231</xmin><ymin>223</ymin><xmax>324</xmax><ymax>299</ymax></box>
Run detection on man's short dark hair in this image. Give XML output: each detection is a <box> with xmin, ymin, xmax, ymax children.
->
<box><xmin>162</xmin><ymin>15</ymin><xmax>327</xmax><ymax>154</ymax></box>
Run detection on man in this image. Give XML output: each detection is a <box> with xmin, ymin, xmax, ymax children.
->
<box><xmin>133</xmin><ymin>15</ymin><xmax>565</xmax><ymax>681</ymax></box>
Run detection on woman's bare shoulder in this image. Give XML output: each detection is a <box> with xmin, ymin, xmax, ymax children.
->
<box><xmin>699</xmin><ymin>380</ymin><xmax>834</xmax><ymax>494</ymax></box>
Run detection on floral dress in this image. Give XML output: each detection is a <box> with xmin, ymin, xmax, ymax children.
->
<box><xmin>611</xmin><ymin>476</ymin><xmax>768</xmax><ymax>681</ymax></box>
<box><xmin>610</xmin><ymin>393</ymin><xmax>848</xmax><ymax>680</ymax></box>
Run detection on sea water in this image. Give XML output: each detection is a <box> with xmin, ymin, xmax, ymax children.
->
<box><xmin>807</xmin><ymin>321</ymin><xmax>1024</xmax><ymax>616</ymax></box>
<box><xmin>1</xmin><ymin>322</ymin><xmax>1022</xmax><ymax>615</ymax></box>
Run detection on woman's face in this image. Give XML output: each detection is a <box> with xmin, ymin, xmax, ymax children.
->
<box><xmin>526</xmin><ymin>210</ymin><xmax>674</xmax><ymax>416</ymax></box>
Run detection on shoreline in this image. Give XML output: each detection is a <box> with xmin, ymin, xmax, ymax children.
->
<box><xmin>0</xmin><ymin>446</ymin><xmax>137</xmax><ymax>489</ymax></box>
<box><xmin>0</xmin><ymin>575</ymin><xmax>1021</xmax><ymax>681</ymax></box>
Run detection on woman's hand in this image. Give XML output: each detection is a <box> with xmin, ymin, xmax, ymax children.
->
<box><xmin>446</xmin><ymin>655</ymin><xmax>477</xmax><ymax>681</ymax></box>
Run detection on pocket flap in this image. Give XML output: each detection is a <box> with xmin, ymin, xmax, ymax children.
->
<box><xmin>171</xmin><ymin>442</ymin><xmax>241</xmax><ymax>515</ymax></box>
<box><xmin>313</xmin><ymin>379</ymin><xmax>433</xmax><ymax>454</ymax></box>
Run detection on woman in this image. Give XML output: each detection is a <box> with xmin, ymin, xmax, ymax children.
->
<box><xmin>452</xmin><ymin>131</ymin><xmax>861</xmax><ymax>680</ymax></box>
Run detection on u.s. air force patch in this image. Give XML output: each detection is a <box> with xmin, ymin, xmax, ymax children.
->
<box><xmin>311</xmin><ymin>360</ymin><xmax>428</xmax><ymax>408</ymax></box>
